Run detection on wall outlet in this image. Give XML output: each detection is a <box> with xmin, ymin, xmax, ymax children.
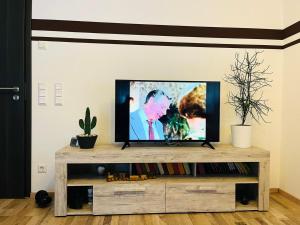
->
<box><xmin>38</xmin><ymin>41</ymin><xmax>47</xmax><ymax>50</ymax></box>
<box><xmin>38</xmin><ymin>164</ymin><xmax>47</xmax><ymax>173</ymax></box>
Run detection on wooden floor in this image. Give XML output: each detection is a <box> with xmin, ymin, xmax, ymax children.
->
<box><xmin>0</xmin><ymin>193</ymin><xmax>300</xmax><ymax>225</ymax></box>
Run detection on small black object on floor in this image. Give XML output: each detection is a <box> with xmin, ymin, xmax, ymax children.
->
<box><xmin>35</xmin><ymin>190</ymin><xmax>52</xmax><ymax>208</ymax></box>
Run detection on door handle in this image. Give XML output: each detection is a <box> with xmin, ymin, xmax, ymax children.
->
<box><xmin>0</xmin><ymin>87</ymin><xmax>20</xmax><ymax>101</ymax></box>
<box><xmin>0</xmin><ymin>87</ymin><xmax>20</xmax><ymax>93</ymax></box>
<box><xmin>0</xmin><ymin>87</ymin><xmax>19</xmax><ymax>92</ymax></box>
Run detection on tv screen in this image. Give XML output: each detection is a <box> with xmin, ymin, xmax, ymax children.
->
<box><xmin>115</xmin><ymin>80</ymin><xmax>220</xmax><ymax>143</ymax></box>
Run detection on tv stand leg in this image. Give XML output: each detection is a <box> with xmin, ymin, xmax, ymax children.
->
<box><xmin>121</xmin><ymin>142</ymin><xmax>130</xmax><ymax>150</ymax></box>
<box><xmin>201</xmin><ymin>141</ymin><xmax>215</xmax><ymax>150</ymax></box>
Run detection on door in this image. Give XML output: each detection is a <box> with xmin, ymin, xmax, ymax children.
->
<box><xmin>0</xmin><ymin>0</ymin><xmax>31</xmax><ymax>198</ymax></box>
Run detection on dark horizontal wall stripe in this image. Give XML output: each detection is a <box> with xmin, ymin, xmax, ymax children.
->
<box><xmin>31</xmin><ymin>19</ymin><xmax>300</xmax><ymax>49</ymax></box>
<box><xmin>282</xmin><ymin>38</ymin><xmax>300</xmax><ymax>49</ymax></box>
<box><xmin>283</xmin><ymin>21</ymin><xmax>300</xmax><ymax>39</ymax></box>
<box><xmin>32</xmin><ymin>19</ymin><xmax>284</xmax><ymax>40</ymax></box>
<box><xmin>31</xmin><ymin>36</ymin><xmax>283</xmax><ymax>50</ymax></box>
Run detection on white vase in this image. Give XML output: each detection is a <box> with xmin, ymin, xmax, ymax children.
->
<box><xmin>231</xmin><ymin>125</ymin><xmax>252</xmax><ymax>148</ymax></box>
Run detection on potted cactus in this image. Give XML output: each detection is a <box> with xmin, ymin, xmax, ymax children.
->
<box><xmin>77</xmin><ymin>107</ymin><xmax>98</xmax><ymax>149</ymax></box>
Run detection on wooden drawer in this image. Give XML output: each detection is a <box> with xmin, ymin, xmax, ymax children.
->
<box><xmin>166</xmin><ymin>182</ymin><xmax>235</xmax><ymax>212</ymax></box>
<box><xmin>93</xmin><ymin>183</ymin><xmax>165</xmax><ymax>215</ymax></box>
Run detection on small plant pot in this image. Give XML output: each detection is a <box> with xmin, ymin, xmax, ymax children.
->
<box><xmin>77</xmin><ymin>135</ymin><xmax>98</xmax><ymax>149</ymax></box>
<box><xmin>231</xmin><ymin>125</ymin><xmax>252</xmax><ymax>148</ymax></box>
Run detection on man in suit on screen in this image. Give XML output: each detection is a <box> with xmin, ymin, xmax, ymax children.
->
<box><xmin>130</xmin><ymin>90</ymin><xmax>171</xmax><ymax>140</ymax></box>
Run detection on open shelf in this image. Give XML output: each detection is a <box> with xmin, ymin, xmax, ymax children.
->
<box><xmin>67</xmin><ymin>186</ymin><xmax>93</xmax><ymax>215</ymax></box>
<box><xmin>235</xmin><ymin>183</ymin><xmax>258</xmax><ymax>211</ymax></box>
<box><xmin>67</xmin><ymin>163</ymin><xmax>125</xmax><ymax>178</ymax></box>
<box><xmin>196</xmin><ymin>162</ymin><xmax>259</xmax><ymax>177</ymax></box>
<box><xmin>67</xmin><ymin>203</ymin><xmax>92</xmax><ymax>215</ymax></box>
<box><xmin>67</xmin><ymin>162</ymin><xmax>259</xmax><ymax>186</ymax></box>
<box><xmin>132</xmin><ymin>163</ymin><xmax>195</xmax><ymax>176</ymax></box>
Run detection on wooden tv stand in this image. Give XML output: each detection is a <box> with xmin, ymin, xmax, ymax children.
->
<box><xmin>55</xmin><ymin>144</ymin><xmax>270</xmax><ymax>216</ymax></box>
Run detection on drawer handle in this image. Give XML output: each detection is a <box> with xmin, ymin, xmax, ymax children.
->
<box><xmin>185</xmin><ymin>186</ymin><xmax>217</xmax><ymax>193</ymax></box>
<box><xmin>114</xmin><ymin>187</ymin><xmax>146</xmax><ymax>195</ymax></box>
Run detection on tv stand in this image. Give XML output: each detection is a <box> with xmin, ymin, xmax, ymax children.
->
<box><xmin>55</xmin><ymin>144</ymin><xmax>270</xmax><ymax>216</ymax></box>
<box><xmin>121</xmin><ymin>142</ymin><xmax>130</xmax><ymax>150</ymax></box>
<box><xmin>201</xmin><ymin>141</ymin><xmax>215</xmax><ymax>149</ymax></box>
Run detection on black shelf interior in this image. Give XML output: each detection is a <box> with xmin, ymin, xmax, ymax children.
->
<box><xmin>196</xmin><ymin>162</ymin><xmax>259</xmax><ymax>177</ymax></box>
<box><xmin>67</xmin><ymin>163</ymin><xmax>130</xmax><ymax>179</ymax></box>
<box><xmin>236</xmin><ymin>183</ymin><xmax>258</xmax><ymax>204</ymax></box>
<box><xmin>131</xmin><ymin>163</ymin><xmax>195</xmax><ymax>176</ymax></box>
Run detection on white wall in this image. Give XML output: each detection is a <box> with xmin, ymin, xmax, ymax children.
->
<box><xmin>32</xmin><ymin>0</ymin><xmax>285</xmax><ymax>192</ymax></box>
<box><xmin>32</xmin><ymin>43</ymin><xmax>283</xmax><ymax>191</ymax></box>
<box><xmin>281</xmin><ymin>45</ymin><xmax>300</xmax><ymax>199</ymax></box>
<box><xmin>33</xmin><ymin>0</ymin><xmax>284</xmax><ymax>28</ymax></box>
<box><xmin>280</xmin><ymin>0</ymin><xmax>300</xmax><ymax>199</ymax></box>
<box><xmin>283</xmin><ymin>0</ymin><xmax>300</xmax><ymax>27</ymax></box>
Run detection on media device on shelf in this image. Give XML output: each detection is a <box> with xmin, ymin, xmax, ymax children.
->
<box><xmin>115</xmin><ymin>80</ymin><xmax>220</xmax><ymax>149</ymax></box>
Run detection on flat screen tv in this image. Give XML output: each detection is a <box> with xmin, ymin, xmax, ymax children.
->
<box><xmin>115</xmin><ymin>80</ymin><xmax>220</xmax><ymax>149</ymax></box>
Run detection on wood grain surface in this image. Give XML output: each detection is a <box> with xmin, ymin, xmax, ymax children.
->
<box><xmin>0</xmin><ymin>192</ymin><xmax>300</xmax><ymax>225</ymax></box>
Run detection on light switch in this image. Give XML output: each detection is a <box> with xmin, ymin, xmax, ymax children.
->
<box><xmin>38</xmin><ymin>83</ymin><xmax>47</xmax><ymax>105</ymax></box>
<box><xmin>38</xmin><ymin>96</ymin><xmax>47</xmax><ymax>105</ymax></box>
<box><xmin>55</xmin><ymin>89</ymin><xmax>63</xmax><ymax>97</ymax></box>
<box><xmin>55</xmin><ymin>83</ymin><xmax>62</xmax><ymax>89</ymax></box>
<box><xmin>39</xmin><ymin>89</ymin><xmax>46</xmax><ymax>97</ymax></box>
<box><xmin>38</xmin><ymin>83</ymin><xmax>46</xmax><ymax>90</ymax></box>
<box><xmin>55</xmin><ymin>97</ymin><xmax>63</xmax><ymax>105</ymax></box>
<box><xmin>55</xmin><ymin>83</ymin><xmax>63</xmax><ymax>106</ymax></box>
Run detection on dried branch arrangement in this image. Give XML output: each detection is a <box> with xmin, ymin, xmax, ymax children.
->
<box><xmin>224</xmin><ymin>51</ymin><xmax>272</xmax><ymax>125</ymax></box>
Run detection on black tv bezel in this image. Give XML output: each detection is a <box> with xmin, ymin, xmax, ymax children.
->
<box><xmin>115</xmin><ymin>79</ymin><xmax>220</xmax><ymax>143</ymax></box>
